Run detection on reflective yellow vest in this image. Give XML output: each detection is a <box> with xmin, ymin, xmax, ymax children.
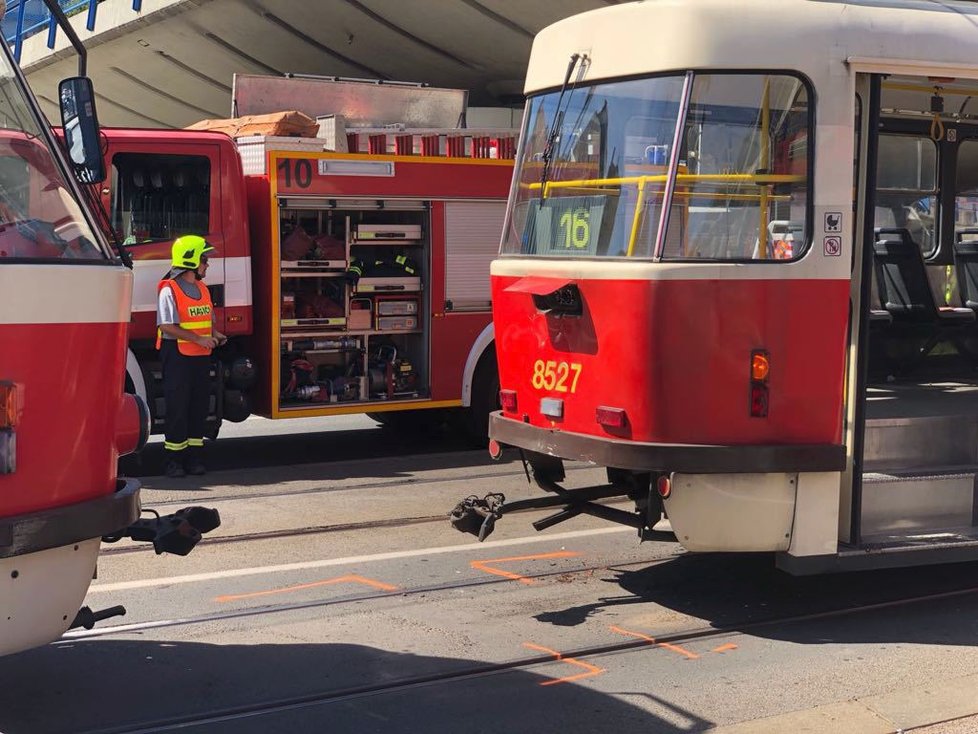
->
<box><xmin>156</xmin><ymin>278</ymin><xmax>213</xmax><ymax>356</ymax></box>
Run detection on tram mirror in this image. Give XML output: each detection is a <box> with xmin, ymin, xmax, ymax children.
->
<box><xmin>58</xmin><ymin>77</ymin><xmax>106</xmax><ymax>184</ymax></box>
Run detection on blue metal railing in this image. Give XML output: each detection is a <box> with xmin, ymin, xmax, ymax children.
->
<box><xmin>3</xmin><ymin>0</ymin><xmax>143</xmax><ymax>63</ymax></box>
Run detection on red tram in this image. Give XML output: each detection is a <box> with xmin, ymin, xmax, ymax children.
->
<box><xmin>0</xmin><ymin>1</ymin><xmax>217</xmax><ymax>656</ymax></box>
<box><xmin>453</xmin><ymin>0</ymin><xmax>978</xmax><ymax>572</ymax></box>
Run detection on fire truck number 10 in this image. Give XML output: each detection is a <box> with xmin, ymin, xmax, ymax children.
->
<box><xmin>531</xmin><ymin>360</ymin><xmax>583</xmax><ymax>392</ymax></box>
<box><xmin>559</xmin><ymin>207</ymin><xmax>590</xmax><ymax>249</ymax></box>
<box><xmin>277</xmin><ymin>158</ymin><xmax>313</xmax><ymax>189</ymax></box>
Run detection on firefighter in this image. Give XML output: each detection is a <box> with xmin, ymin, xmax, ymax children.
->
<box><xmin>156</xmin><ymin>235</ymin><xmax>226</xmax><ymax>478</ymax></box>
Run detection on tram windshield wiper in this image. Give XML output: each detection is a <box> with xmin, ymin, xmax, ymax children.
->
<box><xmin>539</xmin><ymin>53</ymin><xmax>587</xmax><ymax>204</ymax></box>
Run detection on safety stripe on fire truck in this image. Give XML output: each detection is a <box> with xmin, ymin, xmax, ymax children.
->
<box><xmin>130</xmin><ymin>257</ymin><xmax>253</xmax><ymax>313</ymax></box>
<box><xmin>0</xmin><ymin>264</ymin><xmax>132</xmax><ymax>324</ymax></box>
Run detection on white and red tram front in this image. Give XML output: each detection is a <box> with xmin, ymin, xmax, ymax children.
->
<box><xmin>470</xmin><ymin>0</ymin><xmax>978</xmax><ymax>572</ymax></box>
<box><xmin>0</xmin><ymin>29</ymin><xmax>149</xmax><ymax>653</ymax></box>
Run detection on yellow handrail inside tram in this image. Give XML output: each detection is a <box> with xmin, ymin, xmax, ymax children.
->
<box><xmin>528</xmin><ymin>172</ymin><xmax>803</xmax><ymax>192</ymax></box>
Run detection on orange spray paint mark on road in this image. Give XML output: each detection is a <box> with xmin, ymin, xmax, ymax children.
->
<box><xmin>470</xmin><ymin>550</ymin><xmax>580</xmax><ymax>584</ymax></box>
<box><xmin>610</xmin><ymin>624</ymin><xmax>700</xmax><ymax>660</ymax></box>
<box><xmin>214</xmin><ymin>574</ymin><xmax>398</xmax><ymax>603</ymax></box>
<box><xmin>523</xmin><ymin>642</ymin><xmax>605</xmax><ymax>686</ymax></box>
<box><xmin>712</xmin><ymin>643</ymin><xmax>738</xmax><ymax>654</ymax></box>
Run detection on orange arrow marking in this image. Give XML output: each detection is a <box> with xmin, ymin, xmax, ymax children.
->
<box><xmin>523</xmin><ymin>642</ymin><xmax>605</xmax><ymax>686</ymax></box>
<box><xmin>609</xmin><ymin>625</ymin><xmax>700</xmax><ymax>660</ymax></box>
<box><xmin>470</xmin><ymin>550</ymin><xmax>580</xmax><ymax>585</ymax></box>
<box><xmin>214</xmin><ymin>574</ymin><xmax>398</xmax><ymax>603</ymax></box>
<box><xmin>712</xmin><ymin>643</ymin><xmax>738</xmax><ymax>654</ymax></box>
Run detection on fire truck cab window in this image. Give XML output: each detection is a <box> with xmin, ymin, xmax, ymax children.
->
<box><xmin>875</xmin><ymin>134</ymin><xmax>937</xmax><ymax>257</ymax></box>
<box><xmin>501</xmin><ymin>72</ymin><xmax>811</xmax><ymax>261</ymax></box>
<box><xmin>111</xmin><ymin>153</ymin><xmax>210</xmax><ymax>244</ymax></box>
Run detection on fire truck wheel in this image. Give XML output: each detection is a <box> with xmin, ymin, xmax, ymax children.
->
<box><xmin>461</xmin><ymin>346</ymin><xmax>499</xmax><ymax>444</ymax></box>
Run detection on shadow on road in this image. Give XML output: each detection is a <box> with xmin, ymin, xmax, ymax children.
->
<box><xmin>0</xmin><ymin>639</ymin><xmax>710</xmax><ymax>734</ymax></box>
<box><xmin>121</xmin><ymin>422</ymin><xmax>501</xmax><ymax>483</ymax></box>
<box><xmin>534</xmin><ymin>552</ymin><xmax>978</xmax><ymax>647</ymax></box>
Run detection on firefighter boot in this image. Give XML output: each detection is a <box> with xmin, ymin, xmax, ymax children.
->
<box><xmin>164</xmin><ymin>458</ymin><xmax>186</xmax><ymax>478</ymax></box>
<box><xmin>184</xmin><ymin>446</ymin><xmax>206</xmax><ymax>476</ymax></box>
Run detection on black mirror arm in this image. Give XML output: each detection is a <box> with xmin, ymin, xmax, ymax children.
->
<box><xmin>41</xmin><ymin>0</ymin><xmax>87</xmax><ymax>76</ymax></box>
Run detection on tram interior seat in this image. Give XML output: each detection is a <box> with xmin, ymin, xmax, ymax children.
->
<box><xmin>872</xmin><ymin>227</ymin><xmax>976</xmax><ymax>375</ymax></box>
<box><xmin>954</xmin><ymin>229</ymin><xmax>978</xmax><ymax>311</ymax></box>
<box><xmin>873</xmin><ymin>228</ymin><xmax>974</xmax><ymax>323</ymax></box>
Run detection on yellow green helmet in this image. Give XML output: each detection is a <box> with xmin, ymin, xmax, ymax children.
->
<box><xmin>171</xmin><ymin>235</ymin><xmax>215</xmax><ymax>270</ymax></box>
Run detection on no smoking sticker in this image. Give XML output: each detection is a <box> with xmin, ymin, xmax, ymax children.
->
<box><xmin>823</xmin><ymin>236</ymin><xmax>842</xmax><ymax>257</ymax></box>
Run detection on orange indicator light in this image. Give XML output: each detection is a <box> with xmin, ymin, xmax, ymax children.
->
<box><xmin>751</xmin><ymin>351</ymin><xmax>770</xmax><ymax>382</ymax></box>
<box><xmin>0</xmin><ymin>382</ymin><xmax>20</xmax><ymax>429</ymax></box>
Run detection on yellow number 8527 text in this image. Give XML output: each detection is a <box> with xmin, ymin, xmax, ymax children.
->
<box><xmin>530</xmin><ymin>360</ymin><xmax>583</xmax><ymax>393</ymax></box>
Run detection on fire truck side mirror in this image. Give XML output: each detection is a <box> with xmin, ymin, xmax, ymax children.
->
<box><xmin>58</xmin><ymin>76</ymin><xmax>106</xmax><ymax>185</ymax></box>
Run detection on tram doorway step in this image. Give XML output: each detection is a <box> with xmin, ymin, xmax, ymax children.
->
<box><xmin>860</xmin><ymin>469</ymin><xmax>978</xmax><ymax>538</ymax></box>
<box><xmin>864</xmin><ymin>414</ymin><xmax>978</xmax><ymax>472</ymax></box>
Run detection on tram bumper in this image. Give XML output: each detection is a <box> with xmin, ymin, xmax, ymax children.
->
<box><xmin>0</xmin><ymin>477</ymin><xmax>141</xmax><ymax>559</ymax></box>
<box><xmin>453</xmin><ymin>413</ymin><xmax>847</xmax><ymax>551</ymax></box>
<box><xmin>487</xmin><ymin>412</ymin><xmax>846</xmax><ymax>475</ymax></box>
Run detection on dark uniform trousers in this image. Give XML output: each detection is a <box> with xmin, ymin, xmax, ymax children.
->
<box><xmin>161</xmin><ymin>339</ymin><xmax>210</xmax><ymax>462</ymax></box>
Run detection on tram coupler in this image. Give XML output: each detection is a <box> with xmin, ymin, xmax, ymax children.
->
<box><xmin>449</xmin><ymin>483</ymin><xmax>641</xmax><ymax>541</ymax></box>
<box><xmin>68</xmin><ymin>605</ymin><xmax>126</xmax><ymax>631</ymax></box>
<box><xmin>102</xmin><ymin>506</ymin><xmax>222</xmax><ymax>556</ymax></box>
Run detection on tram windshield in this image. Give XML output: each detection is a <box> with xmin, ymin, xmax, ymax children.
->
<box><xmin>501</xmin><ymin>72</ymin><xmax>811</xmax><ymax>261</ymax></box>
<box><xmin>0</xmin><ymin>45</ymin><xmax>105</xmax><ymax>262</ymax></box>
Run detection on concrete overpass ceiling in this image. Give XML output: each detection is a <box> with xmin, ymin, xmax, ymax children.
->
<box><xmin>22</xmin><ymin>0</ymin><xmax>621</xmax><ymax>128</ymax></box>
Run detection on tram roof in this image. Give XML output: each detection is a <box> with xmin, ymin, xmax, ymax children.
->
<box><xmin>526</xmin><ymin>0</ymin><xmax>978</xmax><ymax>94</ymax></box>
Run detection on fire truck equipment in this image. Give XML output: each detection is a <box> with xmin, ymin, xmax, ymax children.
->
<box><xmin>375</xmin><ymin>297</ymin><xmax>418</xmax><ymax>316</ymax></box>
<box><xmin>348</xmin><ymin>298</ymin><xmax>373</xmax><ymax>329</ymax></box>
<box><xmin>368</xmin><ymin>345</ymin><xmax>418</xmax><ymax>399</ymax></box>
<box><xmin>377</xmin><ymin>315</ymin><xmax>418</xmax><ymax>331</ymax></box>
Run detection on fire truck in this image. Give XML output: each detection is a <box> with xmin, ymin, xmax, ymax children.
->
<box><xmin>1</xmin><ymin>0</ymin><xmax>218</xmax><ymax>656</ymax></box>
<box><xmin>96</xmin><ymin>76</ymin><xmax>517</xmax><ymax>442</ymax></box>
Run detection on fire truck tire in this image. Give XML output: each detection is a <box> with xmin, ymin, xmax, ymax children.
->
<box><xmin>461</xmin><ymin>346</ymin><xmax>499</xmax><ymax>444</ymax></box>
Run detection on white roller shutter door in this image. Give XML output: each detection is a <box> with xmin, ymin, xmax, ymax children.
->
<box><xmin>444</xmin><ymin>200</ymin><xmax>506</xmax><ymax>311</ymax></box>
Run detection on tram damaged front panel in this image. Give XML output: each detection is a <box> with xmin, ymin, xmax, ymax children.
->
<box><xmin>490</xmin><ymin>70</ymin><xmax>850</xmax><ymax>552</ymax></box>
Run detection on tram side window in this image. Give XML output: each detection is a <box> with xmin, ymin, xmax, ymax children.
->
<box><xmin>875</xmin><ymin>134</ymin><xmax>937</xmax><ymax>256</ymax></box>
<box><xmin>110</xmin><ymin>153</ymin><xmax>210</xmax><ymax>245</ymax></box>
<box><xmin>667</xmin><ymin>74</ymin><xmax>811</xmax><ymax>261</ymax></box>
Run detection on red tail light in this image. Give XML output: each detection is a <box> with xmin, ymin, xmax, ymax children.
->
<box><xmin>596</xmin><ymin>406</ymin><xmax>627</xmax><ymax>428</ymax></box>
<box><xmin>749</xmin><ymin>350</ymin><xmax>769</xmax><ymax>418</ymax></box>
<box><xmin>0</xmin><ymin>382</ymin><xmax>20</xmax><ymax>475</ymax></box>
<box><xmin>656</xmin><ymin>475</ymin><xmax>672</xmax><ymax>499</ymax></box>
<box><xmin>499</xmin><ymin>389</ymin><xmax>517</xmax><ymax>413</ymax></box>
<box><xmin>750</xmin><ymin>384</ymin><xmax>769</xmax><ymax>417</ymax></box>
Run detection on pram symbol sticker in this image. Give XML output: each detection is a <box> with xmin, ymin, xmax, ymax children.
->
<box><xmin>824</xmin><ymin>212</ymin><xmax>842</xmax><ymax>233</ymax></box>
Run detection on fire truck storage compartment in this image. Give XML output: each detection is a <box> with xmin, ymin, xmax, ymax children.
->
<box><xmin>277</xmin><ymin>199</ymin><xmax>428</xmax><ymax>410</ymax></box>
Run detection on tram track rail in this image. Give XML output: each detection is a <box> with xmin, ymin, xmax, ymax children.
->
<box><xmin>66</xmin><ymin>555</ymin><xmax>671</xmax><ymax>640</ymax></box>
<box><xmin>75</xmin><ymin>579</ymin><xmax>978</xmax><ymax>734</ymax></box>
<box><xmin>139</xmin><ymin>465</ymin><xmax>544</xmax><ymax>508</ymax></box>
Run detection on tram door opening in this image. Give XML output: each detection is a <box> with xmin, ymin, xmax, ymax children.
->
<box><xmin>851</xmin><ymin>72</ymin><xmax>978</xmax><ymax>554</ymax></box>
